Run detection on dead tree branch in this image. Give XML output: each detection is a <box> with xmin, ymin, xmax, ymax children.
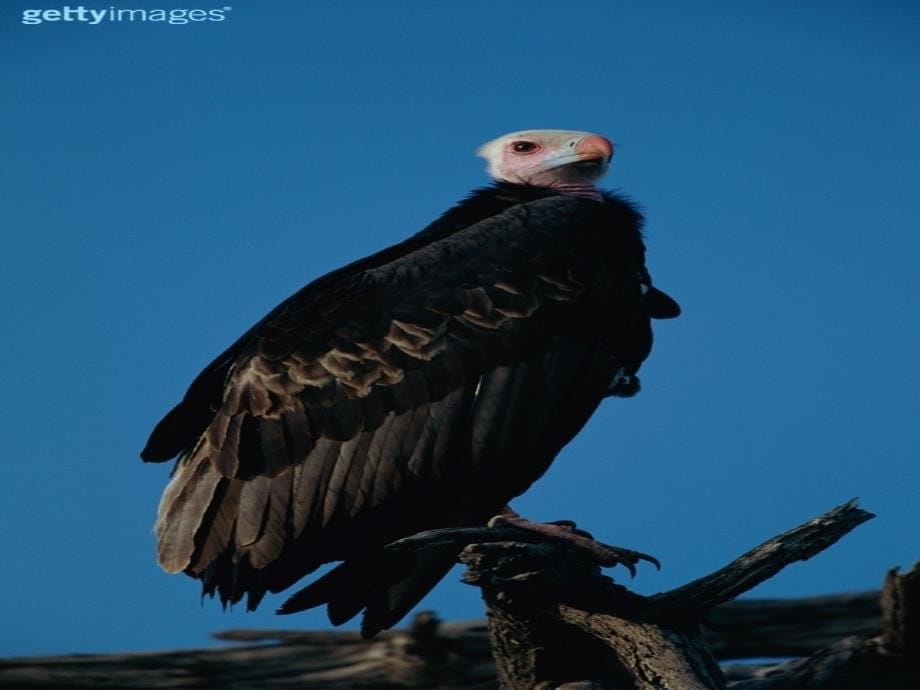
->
<box><xmin>457</xmin><ymin>500</ymin><xmax>877</xmax><ymax>689</ymax></box>
<box><xmin>3</xmin><ymin>501</ymin><xmax>918</xmax><ymax>689</ymax></box>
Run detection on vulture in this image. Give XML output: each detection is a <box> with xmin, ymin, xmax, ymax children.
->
<box><xmin>141</xmin><ymin>129</ymin><xmax>680</xmax><ymax>637</ymax></box>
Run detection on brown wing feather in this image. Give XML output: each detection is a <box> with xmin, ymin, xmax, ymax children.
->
<box><xmin>155</xmin><ymin>457</ymin><xmax>223</xmax><ymax>573</ymax></box>
<box><xmin>235</xmin><ymin>475</ymin><xmax>271</xmax><ymax>547</ymax></box>
<box><xmin>245</xmin><ymin>470</ymin><xmax>293</xmax><ymax>568</ymax></box>
<box><xmin>193</xmin><ymin>478</ymin><xmax>242</xmax><ymax>570</ymax></box>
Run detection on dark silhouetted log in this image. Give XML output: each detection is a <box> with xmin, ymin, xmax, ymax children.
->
<box><xmin>723</xmin><ymin>565</ymin><xmax>920</xmax><ymax>689</ymax></box>
<box><xmin>0</xmin><ymin>614</ymin><xmax>496</xmax><ymax>689</ymax></box>
<box><xmin>703</xmin><ymin>591</ymin><xmax>880</xmax><ymax>659</ymax></box>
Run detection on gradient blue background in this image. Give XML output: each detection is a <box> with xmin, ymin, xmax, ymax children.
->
<box><xmin>2</xmin><ymin>1</ymin><xmax>918</xmax><ymax>657</ymax></box>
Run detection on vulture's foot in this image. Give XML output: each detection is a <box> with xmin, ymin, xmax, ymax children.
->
<box><xmin>385</xmin><ymin>513</ymin><xmax>658</xmax><ymax>578</ymax></box>
<box><xmin>487</xmin><ymin>510</ymin><xmax>659</xmax><ymax>577</ymax></box>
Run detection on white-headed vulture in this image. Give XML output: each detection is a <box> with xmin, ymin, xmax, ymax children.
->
<box><xmin>141</xmin><ymin>129</ymin><xmax>680</xmax><ymax>637</ymax></box>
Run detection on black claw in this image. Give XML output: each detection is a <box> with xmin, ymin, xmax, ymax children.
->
<box><xmin>592</xmin><ymin>540</ymin><xmax>660</xmax><ymax>576</ymax></box>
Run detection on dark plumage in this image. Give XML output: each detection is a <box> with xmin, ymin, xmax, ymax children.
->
<box><xmin>143</xmin><ymin>130</ymin><xmax>679</xmax><ymax>637</ymax></box>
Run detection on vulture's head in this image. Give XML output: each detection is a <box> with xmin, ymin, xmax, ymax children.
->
<box><xmin>477</xmin><ymin>129</ymin><xmax>614</xmax><ymax>190</ymax></box>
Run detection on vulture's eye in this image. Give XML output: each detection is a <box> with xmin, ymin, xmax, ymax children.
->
<box><xmin>511</xmin><ymin>141</ymin><xmax>539</xmax><ymax>154</ymax></box>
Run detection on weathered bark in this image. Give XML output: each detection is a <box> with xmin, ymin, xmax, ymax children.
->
<box><xmin>461</xmin><ymin>541</ymin><xmax>724</xmax><ymax>689</ymax></box>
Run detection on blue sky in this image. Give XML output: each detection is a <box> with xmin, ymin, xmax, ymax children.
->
<box><xmin>2</xmin><ymin>1</ymin><xmax>918</xmax><ymax>657</ymax></box>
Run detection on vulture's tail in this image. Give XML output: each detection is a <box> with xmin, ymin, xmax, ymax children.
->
<box><xmin>277</xmin><ymin>544</ymin><xmax>460</xmax><ymax>638</ymax></box>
